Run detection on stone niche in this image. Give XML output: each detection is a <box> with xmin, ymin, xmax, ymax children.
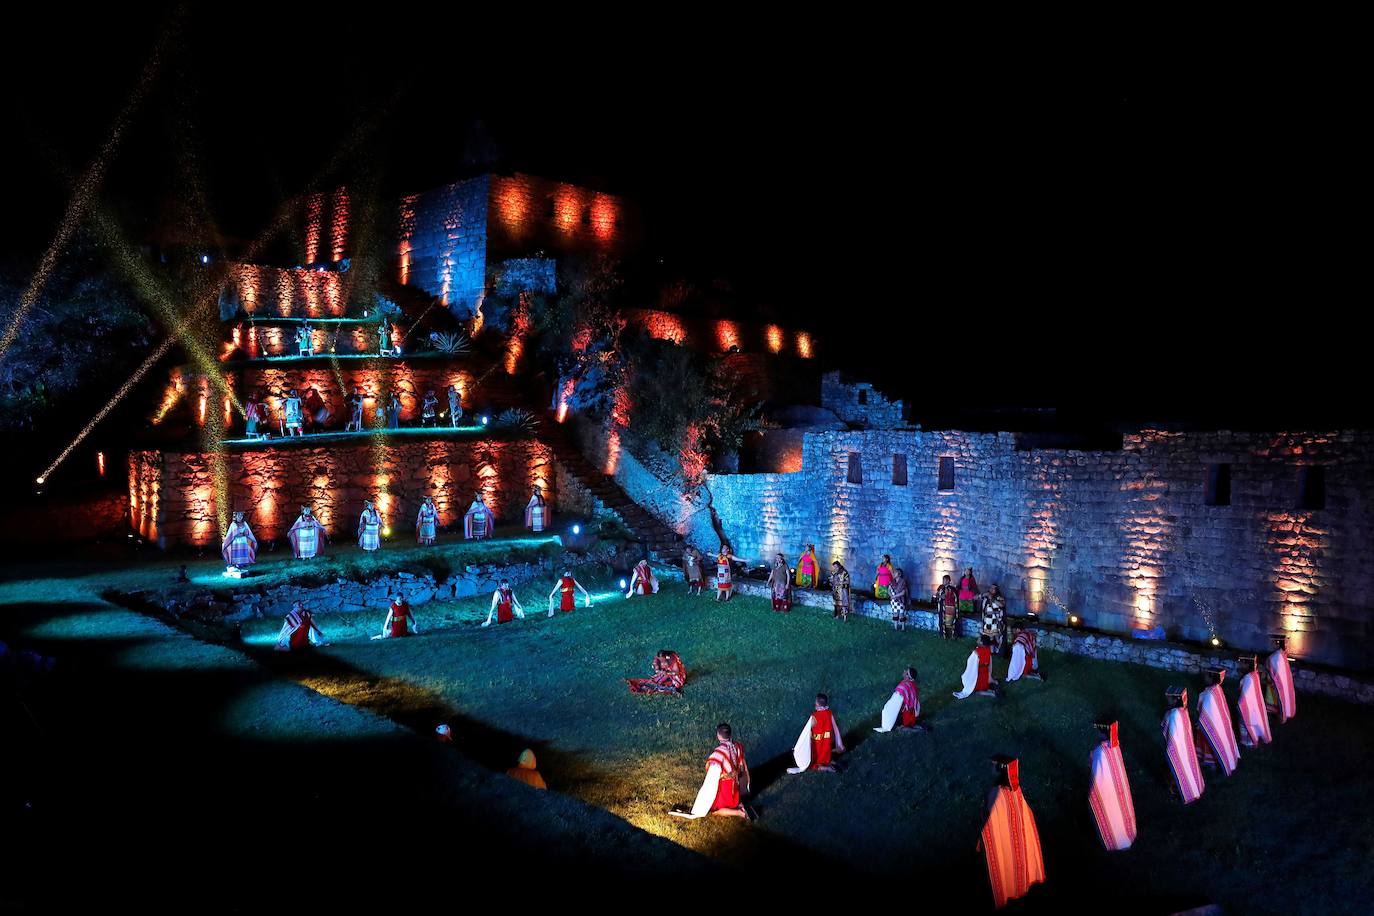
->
<box><xmin>129</xmin><ymin>436</ymin><xmax>555</xmax><ymax>549</ymax></box>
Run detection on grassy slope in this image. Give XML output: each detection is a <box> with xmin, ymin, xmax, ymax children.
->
<box><xmin>231</xmin><ymin>572</ymin><xmax>1374</xmax><ymax>914</ymax></box>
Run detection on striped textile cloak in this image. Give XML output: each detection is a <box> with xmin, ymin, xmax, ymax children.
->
<box><xmin>1266</xmin><ymin>648</ymin><xmax>1297</xmax><ymax>724</ymax></box>
<box><xmin>1238</xmin><ymin>670</ymin><xmax>1272</xmax><ymax>747</ymax></box>
<box><xmin>979</xmin><ymin>761</ymin><xmax>1045</xmax><ymax>909</ymax></box>
<box><xmin>1088</xmin><ymin>723</ymin><xmax>1137</xmax><ymax>851</ymax></box>
<box><xmin>1163</xmin><ymin>706</ymin><xmax>1205</xmax><ymax>804</ymax></box>
<box><xmin>1197</xmin><ymin>683</ymin><xmax>1241</xmax><ymax>776</ymax></box>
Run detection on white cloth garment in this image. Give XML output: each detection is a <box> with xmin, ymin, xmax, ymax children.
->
<box><xmin>1008</xmin><ymin>642</ymin><xmax>1028</xmax><ymax>681</ymax></box>
<box><xmin>684</xmin><ymin>764</ymin><xmax>723</xmax><ymax>818</ymax></box>
<box><xmin>953</xmin><ymin>650</ymin><xmax>981</xmax><ymax>699</ymax></box>
<box><xmin>876</xmin><ymin>691</ymin><xmax>904</xmax><ymax>732</ymax></box>
<box><xmin>788</xmin><ymin>715</ymin><xmax>817</xmax><ymax>774</ymax></box>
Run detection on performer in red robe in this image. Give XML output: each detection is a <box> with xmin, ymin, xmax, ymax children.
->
<box><xmin>481</xmin><ymin>581</ymin><xmax>524</xmax><ymax>626</ymax></box>
<box><xmin>1006</xmin><ymin>626</ymin><xmax>1043</xmax><ymax>682</ymax></box>
<box><xmin>955</xmin><ymin>637</ymin><xmax>997</xmax><ymax>699</ymax></box>
<box><xmin>787</xmin><ymin>694</ymin><xmax>846</xmax><ymax>773</ymax></box>
<box><xmin>1088</xmin><ymin>721</ymin><xmax>1137</xmax><ymax>851</ymax></box>
<box><xmin>1265</xmin><ymin>634</ymin><xmax>1297</xmax><ymax>724</ymax></box>
<box><xmin>1236</xmin><ymin>656</ymin><xmax>1272</xmax><ymax>747</ymax></box>
<box><xmin>625</xmin><ymin>559</ymin><xmax>659</xmax><ymax>597</ymax></box>
<box><xmin>547</xmin><ymin>570</ymin><xmax>590</xmax><ymax>616</ymax></box>
<box><xmin>372</xmin><ymin>594</ymin><xmax>418</xmax><ymax>639</ymax></box>
<box><xmin>673</xmin><ymin>724</ymin><xmax>753</xmax><ymax>820</ymax></box>
<box><xmin>1163</xmin><ymin>686</ymin><xmax>1205</xmax><ymax>804</ymax></box>
<box><xmin>626</xmin><ymin>649</ymin><xmax>687</xmax><ymax>695</ymax></box>
<box><xmin>1196</xmin><ymin>667</ymin><xmax>1241</xmax><ymax>776</ymax></box>
<box><xmin>979</xmin><ymin>756</ymin><xmax>1045</xmax><ymax>909</ymax></box>
<box><xmin>274</xmin><ymin>602</ymin><xmax>328</xmax><ymax>651</ymax></box>
<box><xmin>875</xmin><ymin>666</ymin><xmax>924</xmax><ymax>732</ymax></box>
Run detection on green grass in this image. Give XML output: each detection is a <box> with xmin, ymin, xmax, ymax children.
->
<box><xmin>219</xmin><ymin>574</ymin><xmax>1374</xmax><ymax>913</ymax></box>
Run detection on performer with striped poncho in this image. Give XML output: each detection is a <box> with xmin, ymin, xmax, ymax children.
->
<box><xmin>979</xmin><ymin>756</ymin><xmax>1045</xmax><ymax>909</ymax></box>
<box><xmin>626</xmin><ymin>649</ymin><xmax>686</xmax><ymax>695</ymax></box>
<box><xmin>787</xmin><ymin>693</ymin><xmax>846</xmax><ymax>773</ymax></box>
<box><xmin>625</xmin><ymin>559</ymin><xmax>659</xmax><ymax>597</ymax></box>
<box><xmin>287</xmin><ymin>506</ymin><xmax>326</xmax><ymax>560</ymax></box>
<box><xmin>1088</xmin><ymin>721</ymin><xmax>1137</xmax><ymax>851</ymax></box>
<box><xmin>524</xmin><ymin>485</ymin><xmax>549</xmax><ymax>532</ymax></box>
<box><xmin>671</xmin><ymin>724</ymin><xmax>753</xmax><ymax>820</ymax></box>
<box><xmin>274</xmin><ymin>601</ymin><xmax>329</xmax><ymax>651</ymax></box>
<box><xmin>463</xmin><ymin>494</ymin><xmax>496</xmax><ymax>540</ymax></box>
<box><xmin>220</xmin><ymin>511</ymin><xmax>258</xmax><ymax>572</ymax></box>
<box><xmin>1265</xmin><ymin>634</ymin><xmax>1297</xmax><ymax>724</ymax></box>
<box><xmin>415</xmin><ymin>496</ymin><xmax>438</xmax><ymax>545</ymax></box>
<box><xmin>1196</xmin><ymin>668</ymin><xmax>1241</xmax><ymax>776</ymax></box>
<box><xmin>357</xmin><ymin>500</ymin><xmax>382</xmax><ymax>552</ymax></box>
<box><xmin>1006</xmin><ymin>626</ymin><xmax>1043</xmax><ymax>682</ymax></box>
<box><xmin>715</xmin><ymin>548</ymin><xmax>737</xmax><ymax>602</ymax></box>
<box><xmin>875</xmin><ymin>667</ymin><xmax>925</xmax><ymax>733</ymax></box>
<box><xmin>1163</xmin><ymin>686</ymin><xmax>1205</xmax><ymax>804</ymax></box>
<box><xmin>1236</xmin><ymin>656</ymin><xmax>1272</xmax><ymax>747</ymax></box>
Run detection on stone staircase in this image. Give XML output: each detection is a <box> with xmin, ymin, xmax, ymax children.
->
<box><xmin>540</xmin><ymin>423</ymin><xmax>684</xmax><ymax>559</ymax></box>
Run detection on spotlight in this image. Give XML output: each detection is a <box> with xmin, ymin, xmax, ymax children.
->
<box><xmin>480</xmin><ymin>415</ymin><xmax>489</xmax><ymax>425</ymax></box>
<box><xmin>35</xmin><ymin>476</ymin><xmax>45</xmax><ymax>485</ymax></box>
<box><xmin>382</xmin><ymin>526</ymin><xmax>392</xmax><ymax>537</ymax></box>
<box><xmin>200</xmin><ymin>254</ymin><xmax>210</xmax><ymax>265</ymax></box>
<box><xmin>619</xmin><ymin>578</ymin><xmax>627</xmax><ymax>589</ymax></box>
<box><xmin>1210</xmin><ymin>635</ymin><xmax>1222</xmax><ymax>648</ymax></box>
<box><xmin>572</xmin><ymin>524</ymin><xmax>581</xmax><ymax>535</ymax></box>
<box><xmin>1069</xmin><ymin>614</ymin><xmax>1080</xmax><ymax>627</ymax></box>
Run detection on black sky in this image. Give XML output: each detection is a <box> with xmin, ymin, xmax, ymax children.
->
<box><xmin>3</xmin><ymin>7</ymin><xmax>1361</xmax><ymax>426</ymax></box>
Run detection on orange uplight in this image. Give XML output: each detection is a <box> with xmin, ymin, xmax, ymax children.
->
<box><xmin>589</xmin><ymin>193</ymin><xmax>617</xmax><ymax>240</ymax></box>
<box><xmin>397</xmin><ymin>195</ymin><xmax>417</xmax><ymax>285</ymax></box>
<box><xmin>197</xmin><ymin>394</ymin><xmax>207</xmax><ymax>427</ymax></box>
<box><xmin>330</xmin><ymin>187</ymin><xmax>349</xmax><ymax>263</ymax></box>
<box><xmin>496</xmin><ymin>182</ymin><xmax>531</xmax><ymax>239</ymax></box>
<box><xmin>570</xmin><ymin>326</ymin><xmax>592</xmax><ymax>352</ymax></box>
<box><xmin>96</xmin><ymin>451</ymin><xmax>106</xmax><ymax>477</ymax></box>
<box><xmin>398</xmin><ymin>244</ymin><xmax>411</xmax><ymax>286</ymax></box>
<box><xmin>796</xmin><ymin>331</ymin><xmax>814</xmax><ymax>359</ymax></box>
<box><xmin>715</xmin><ymin>320</ymin><xmax>740</xmax><ymax>352</ymax></box>
<box><xmin>766</xmin><ymin>324</ymin><xmax>785</xmax><ymax>354</ymax></box>
<box><xmin>644</xmin><ymin>311</ymin><xmax>687</xmax><ymax>344</ymax></box>
<box><xmin>554</xmin><ymin>187</ymin><xmax>581</xmax><ymax>234</ymax></box>
<box><xmin>304</xmin><ymin>193</ymin><xmax>322</xmax><ymax>265</ymax></box>
<box><xmin>223</xmin><ymin>396</ymin><xmax>233</xmax><ymax>428</ymax></box>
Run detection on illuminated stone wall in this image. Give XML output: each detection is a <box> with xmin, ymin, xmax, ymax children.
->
<box><xmin>625</xmin><ymin>309</ymin><xmax>817</xmax><ymax>360</ymax></box>
<box><xmin>396</xmin><ymin>175</ymin><xmax>490</xmax><ymax>319</ymax></box>
<box><xmin>219</xmin><ymin>264</ymin><xmax>350</xmax><ymax>319</ymax></box>
<box><xmin>487</xmin><ymin>173</ymin><xmax>640</xmax><ymax>259</ymax></box>
<box><xmin>130</xmin><ymin>437</ymin><xmax>555</xmax><ymax>550</ymax></box>
<box><xmin>821</xmin><ymin>371</ymin><xmax>907</xmax><ymax>428</ymax></box>
<box><xmin>668</xmin><ymin>428</ymin><xmax>1374</xmax><ymax>669</ymax></box>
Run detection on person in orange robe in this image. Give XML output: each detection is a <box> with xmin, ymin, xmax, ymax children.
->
<box><xmin>979</xmin><ymin>756</ymin><xmax>1045</xmax><ymax>908</ymax></box>
<box><xmin>505</xmin><ymin>749</ymin><xmax>546</xmax><ymax>789</ymax></box>
<box><xmin>787</xmin><ymin>693</ymin><xmax>846</xmax><ymax>773</ymax></box>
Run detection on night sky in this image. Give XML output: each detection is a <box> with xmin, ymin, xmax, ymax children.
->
<box><xmin>3</xmin><ymin>7</ymin><xmax>1359</xmax><ymax>427</ymax></box>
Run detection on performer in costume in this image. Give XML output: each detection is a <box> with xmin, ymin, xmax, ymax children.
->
<box><xmin>481</xmin><ymin>580</ymin><xmax>524</xmax><ymax>626</ymax></box>
<box><xmin>935</xmin><ymin>574</ymin><xmax>960</xmax><ymax>639</ymax></box>
<box><xmin>672</xmin><ymin>724</ymin><xmax>753</xmax><ymax>820</ymax></box>
<box><xmin>283</xmin><ymin>389</ymin><xmax>305</xmax><ymax>437</ymax></box>
<box><xmin>371</xmin><ymin>593</ymin><xmax>419</xmax><ymax>640</ymax></box>
<box><xmin>683</xmin><ymin>545</ymin><xmax>706</xmax><ymax>595</ymax></box>
<box><xmin>768</xmin><ymin>553</ymin><xmax>791</xmax><ymax>612</ymax></box>
<box><xmin>830</xmin><ymin>561</ymin><xmax>852</xmax><ymax>621</ymax></box>
<box><xmin>287</xmin><ymin>506</ymin><xmax>326</xmax><ymax>559</ymax></box>
<box><xmin>1006</xmin><ymin>625</ymin><xmax>1043</xmax><ymax>682</ymax></box>
<box><xmin>446</xmin><ymin>384</ymin><xmax>463</xmax><ymax>427</ymax></box>
<box><xmin>958</xmin><ymin>566</ymin><xmax>980</xmax><ymax>624</ymax></box>
<box><xmin>1162</xmin><ymin>686</ymin><xmax>1205</xmax><ymax>804</ymax></box>
<box><xmin>243</xmin><ymin>392</ymin><xmax>263</xmax><ymax>437</ymax></box>
<box><xmin>275</xmin><ymin>601</ymin><xmax>328</xmax><ymax>651</ymax></box>
<box><xmin>524</xmin><ymin>485</ymin><xmax>549</xmax><ymax>532</ymax></box>
<box><xmin>1088</xmin><ymin>721</ymin><xmax>1137</xmax><ymax>851</ymax></box>
<box><xmin>873</xmin><ymin>554</ymin><xmax>894</xmax><ymax>600</ymax></box>
<box><xmin>548</xmin><ymin>570</ymin><xmax>590</xmax><ymax>615</ymax></box>
<box><xmin>220</xmin><ymin>510</ymin><xmax>258</xmax><ymax>571</ymax></box>
<box><xmin>626</xmin><ymin>649</ymin><xmax>686</xmax><ymax>695</ymax></box>
<box><xmin>875</xmin><ymin>666</ymin><xmax>925</xmax><ymax>732</ymax></box>
<box><xmin>978</xmin><ymin>756</ymin><xmax>1045</xmax><ymax>910</ymax></box>
<box><xmin>421</xmin><ymin>390</ymin><xmax>439</xmax><ymax>427</ymax></box>
<box><xmin>1236</xmin><ymin>656</ymin><xmax>1272</xmax><ymax>747</ymax></box>
<box><xmin>463</xmin><ymin>493</ymin><xmax>496</xmax><ymax>540</ymax></box>
<box><xmin>345</xmin><ymin>386</ymin><xmax>366</xmax><ymax>432</ymax></box>
<box><xmin>787</xmin><ymin>693</ymin><xmax>846</xmax><ymax>773</ymax></box>
<box><xmin>1265</xmin><ymin>634</ymin><xmax>1297</xmax><ymax>724</ymax></box>
<box><xmin>795</xmin><ymin>544</ymin><xmax>820</xmax><ymax>588</ymax></box>
<box><xmin>378</xmin><ymin>323</ymin><xmax>392</xmax><ymax>356</ymax></box>
<box><xmin>626</xmin><ymin>559</ymin><xmax>660</xmax><ymax>597</ymax></box>
<box><xmin>303</xmin><ymin>386</ymin><xmax>331</xmax><ymax>431</ymax></box>
<box><xmin>1196</xmin><ymin>668</ymin><xmax>1240</xmax><ymax>776</ymax></box>
<box><xmin>357</xmin><ymin>500</ymin><xmax>382</xmax><ymax>552</ymax></box>
<box><xmin>980</xmin><ymin>584</ymin><xmax>1008</xmax><ymax>653</ymax></box>
<box><xmin>295</xmin><ymin>322</ymin><xmax>313</xmax><ymax>357</ymax></box>
<box><xmin>415</xmin><ymin>496</ymin><xmax>438</xmax><ymax>545</ymax></box>
<box><xmin>889</xmin><ymin>567</ymin><xmax>910</xmax><ymax>630</ymax></box>
<box><xmin>954</xmin><ymin>636</ymin><xmax>998</xmax><ymax>699</ymax></box>
<box><xmin>385</xmin><ymin>390</ymin><xmax>403</xmax><ymax>430</ymax></box>
<box><xmin>505</xmin><ymin>749</ymin><xmax>546</xmax><ymax>789</ymax></box>
<box><xmin>715</xmin><ymin>548</ymin><xmax>737</xmax><ymax>602</ymax></box>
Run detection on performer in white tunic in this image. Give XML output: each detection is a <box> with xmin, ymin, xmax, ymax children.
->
<box><xmin>287</xmin><ymin>506</ymin><xmax>326</xmax><ymax>559</ymax></box>
<box><xmin>1006</xmin><ymin>626</ymin><xmax>1043</xmax><ymax>682</ymax></box>
<box><xmin>954</xmin><ymin>636</ymin><xmax>997</xmax><ymax>699</ymax></box>
<box><xmin>220</xmin><ymin>511</ymin><xmax>258</xmax><ymax>572</ymax></box>
<box><xmin>875</xmin><ymin>667</ymin><xmax>925</xmax><ymax>733</ymax></box>
<box><xmin>787</xmin><ymin>693</ymin><xmax>846</xmax><ymax>773</ymax></box>
<box><xmin>1196</xmin><ymin>668</ymin><xmax>1240</xmax><ymax>776</ymax></box>
<box><xmin>463</xmin><ymin>494</ymin><xmax>496</xmax><ymax>540</ymax></box>
<box><xmin>1088</xmin><ymin>721</ymin><xmax>1137</xmax><ymax>851</ymax></box>
<box><xmin>1163</xmin><ymin>686</ymin><xmax>1205</xmax><ymax>805</ymax></box>
<box><xmin>1236</xmin><ymin>656</ymin><xmax>1272</xmax><ymax>747</ymax></box>
<box><xmin>1265</xmin><ymin>634</ymin><xmax>1297</xmax><ymax>724</ymax></box>
<box><xmin>523</xmin><ymin>485</ymin><xmax>549</xmax><ymax>532</ymax></box>
<box><xmin>671</xmin><ymin>724</ymin><xmax>752</xmax><ymax>820</ymax></box>
<box><xmin>357</xmin><ymin>500</ymin><xmax>382</xmax><ymax>552</ymax></box>
<box><xmin>979</xmin><ymin>756</ymin><xmax>1045</xmax><ymax>909</ymax></box>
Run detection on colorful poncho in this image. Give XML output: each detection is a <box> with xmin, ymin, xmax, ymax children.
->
<box><xmin>221</xmin><ymin>520</ymin><xmax>258</xmax><ymax>567</ymax></box>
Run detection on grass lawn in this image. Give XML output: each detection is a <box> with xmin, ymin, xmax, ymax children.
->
<box><xmin>212</xmin><ymin>572</ymin><xmax>1374</xmax><ymax>914</ymax></box>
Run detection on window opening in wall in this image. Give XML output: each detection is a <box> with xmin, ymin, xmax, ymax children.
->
<box><xmin>1298</xmin><ymin>466</ymin><xmax>1325</xmax><ymax>510</ymax></box>
<box><xmin>938</xmin><ymin>456</ymin><xmax>955</xmax><ymax>491</ymax></box>
<box><xmin>858</xmin><ymin>389</ymin><xmax>868</xmax><ymax>405</ymax></box>
<box><xmin>1205</xmin><ymin>463</ymin><xmax>1231</xmax><ymax>506</ymax></box>
<box><xmin>847</xmin><ymin>452</ymin><xmax>863</xmax><ymax>485</ymax></box>
<box><xmin>893</xmin><ymin>454</ymin><xmax>908</xmax><ymax>486</ymax></box>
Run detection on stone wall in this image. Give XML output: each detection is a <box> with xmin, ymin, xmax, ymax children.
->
<box><xmin>129</xmin><ymin>435</ymin><xmax>556</xmax><ymax>549</ymax></box>
<box><xmin>0</xmin><ymin>489</ymin><xmax>129</xmax><ymax>546</ymax></box>
<box><xmin>396</xmin><ymin>176</ymin><xmax>490</xmax><ymax>319</ymax></box>
<box><xmin>219</xmin><ymin>263</ymin><xmax>350</xmax><ymax>320</ymax></box>
<box><xmin>821</xmin><ymin>371</ymin><xmax>907</xmax><ymax>428</ymax></box>
<box><xmin>486</xmin><ymin>173</ymin><xmax>641</xmax><ymax>259</ymax></box>
<box><xmin>627</xmin><ymin>426</ymin><xmax>1373</xmax><ymax>670</ymax></box>
<box><xmin>625</xmin><ymin>308</ymin><xmax>817</xmax><ymax>360</ymax></box>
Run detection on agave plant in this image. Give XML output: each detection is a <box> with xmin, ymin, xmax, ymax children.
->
<box><xmin>493</xmin><ymin>407</ymin><xmax>539</xmax><ymax>433</ymax></box>
<box><xmin>428</xmin><ymin>331</ymin><xmax>471</xmax><ymax>355</ymax></box>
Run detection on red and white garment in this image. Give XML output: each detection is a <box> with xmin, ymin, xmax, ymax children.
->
<box><xmin>630</xmin><ymin>560</ymin><xmax>659</xmax><ymax>595</ymax></box>
<box><xmin>979</xmin><ymin>760</ymin><xmax>1045</xmax><ymax>909</ymax></box>
<box><xmin>1163</xmin><ymin>705</ymin><xmax>1205</xmax><ymax>804</ymax></box>
<box><xmin>1007</xmin><ymin>630</ymin><xmax>1038</xmax><ymax>681</ymax></box>
<box><xmin>687</xmin><ymin>741</ymin><xmax>747</xmax><ymax>817</ymax></box>
<box><xmin>275</xmin><ymin>608</ymin><xmax>320</xmax><ymax>651</ymax></box>
<box><xmin>1088</xmin><ymin>722</ymin><xmax>1137</xmax><ymax>851</ymax></box>
<box><xmin>877</xmin><ymin>676</ymin><xmax>921</xmax><ymax>732</ymax></box>
<box><xmin>1237</xmin><ymin>669</ymin><xmax>1272</xmax><ymax>747</ymax></box>
<box><xmin>1197</xmin><ymin>683</ymin><xmax>1241</xmax><ymax>776</ymax></box>
<box><xmin>788</xmin><ymin>708</ymin><xmax>845</xmax><ymax>773</ymax></box>
<box><xmin>524</xmin><ymin>489</ymin><xmax>549</xmax><ymax>532</ymax></box>
<box><xmin>463</xmin><ymin>498</ymin><xmax>496</xmax><ymax>540</ymax></box>
<box><xmin>1266</xmin><ymin>648</ymin><xmax>1297</xmax><ymax>724</ymax></box>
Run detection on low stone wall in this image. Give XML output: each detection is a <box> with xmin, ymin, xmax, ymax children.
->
<box><xmin>0</xmin><ymin>489</ymin><xmax>130</xmax><ymax>545</ymax></box>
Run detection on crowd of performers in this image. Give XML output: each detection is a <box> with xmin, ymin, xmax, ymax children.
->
<box><xmin>218</xmin><ymin>488</ymin><xmax>550</xmax><ymax>574</ymax></box>
<box><xmin>238</xmin><ymin>382</ymin><xmax>466</xmax><ymax>439</ymax></box>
